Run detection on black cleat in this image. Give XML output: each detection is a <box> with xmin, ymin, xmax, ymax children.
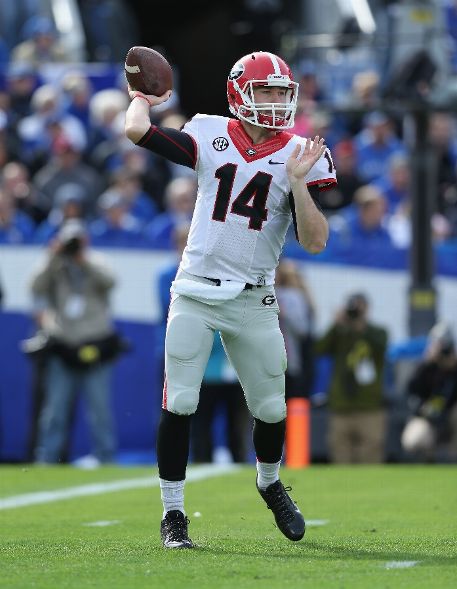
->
<box><xmin>257</xmin><ymin>479</ymin><xmax>305</xmax><ymax>541</ymax></box>
<box><xmin>160</xmin><ymin>510</ymin><xmax>194</xmax><ymax>549</ymax></box>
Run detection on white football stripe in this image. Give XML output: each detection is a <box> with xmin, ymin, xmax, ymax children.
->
<box><xmin>125</xmin><ymin>64</ymin><xmax>141</xmax><ymax>74</ymax></box>
<box><xmin>0</xmin><ymin>464</ymin><xmax>240</xmax><ymax>510</ymax></box>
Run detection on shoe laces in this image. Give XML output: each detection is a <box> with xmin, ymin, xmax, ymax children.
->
<box><xmin>267</xmin><ymin>484</ymin><xmax>295</xmax><ymax>523</ymax></box>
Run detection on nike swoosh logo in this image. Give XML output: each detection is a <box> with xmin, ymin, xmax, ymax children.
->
<box><xmin>268</xmin><ymin>160</ymin><xmax>284</xmax><ymax>165</ymax></box>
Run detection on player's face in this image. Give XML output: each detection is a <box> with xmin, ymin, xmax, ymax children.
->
<box><xmin>252</xmin><ymin>86</ymin><xmax>289</xmax><ymax>106</ymax></box>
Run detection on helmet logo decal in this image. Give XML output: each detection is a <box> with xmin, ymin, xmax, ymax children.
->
<box><xmin>212</xmin><ymin>137</ymin><xmax>229</xmax><ymax>151</ymax></box>
<box><xmin>228</xmin><ymin>63</ymin><xmax>245</xmax><ymax>80</ymax></box>
<box><xmin>245</xmin><ymin>148</ymin><xmax>257</xmax><ymax>156</ymax></box>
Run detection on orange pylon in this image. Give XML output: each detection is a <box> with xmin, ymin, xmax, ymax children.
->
<box><xmin>285</xmin><ymin>397</ymin><xmax>310</xmax><ymax>468</ymax></box>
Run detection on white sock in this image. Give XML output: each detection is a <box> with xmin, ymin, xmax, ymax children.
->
<box><xmin>256</xmin><ymin>460</ymin><xmax>281</xmax><ymax>490</ymax></box>
<box><xmin>160</xmin><ymin>478</ymin><xmax>185</xmax><ymax>517</ymax></box>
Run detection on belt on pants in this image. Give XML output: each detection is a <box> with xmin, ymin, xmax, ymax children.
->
<box><xmin>204</xmin><ymin>277</ymin><xmax>261</xmax><ymax>290</ymax></box>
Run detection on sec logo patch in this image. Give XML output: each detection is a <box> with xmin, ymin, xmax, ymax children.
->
<box><xmin>212</xmin><ymin>137</ymin><xmax>229</xmax><ymax>151</ymax></box>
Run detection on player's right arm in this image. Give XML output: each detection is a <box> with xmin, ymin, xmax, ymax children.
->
<box><xmin>125</xmin><ymin>89</ymin><xmax>196</xmax><ymax>168</ymax></box>
<box><xmin>125</xmin><ymin>88</ymin><xmax>170</xmax><ymax>142</ymax></box>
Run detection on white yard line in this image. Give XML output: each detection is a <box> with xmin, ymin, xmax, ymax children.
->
<box><xmin>83</xmin><ymin>520</ymin><xmax>121</xmax><ymax>527</ymax></box>
<box><xmin>0</xmin><ymin>464</ymin><xmax>240</xmax><ymax>511</ymax></box>
<box><xmin>384</xmin><ymin>561</ymin><xmax>419</xmax><ymax>569</ymax></box>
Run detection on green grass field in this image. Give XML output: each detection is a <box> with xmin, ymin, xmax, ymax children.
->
<box><xmin>1</xmin><ymin>464</ymin><xmax>456</xmax><ymax>589</ymax></box>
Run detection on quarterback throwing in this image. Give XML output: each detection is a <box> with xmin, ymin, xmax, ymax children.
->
<box><xmin>125</xmin><ymin>51</ymin><xmax>337</xmax><ymax>548</ymax></box>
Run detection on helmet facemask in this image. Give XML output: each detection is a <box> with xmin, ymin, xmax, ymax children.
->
<box><xmin>230</xmin><ymin>76</ymin><xmax>298</xmax><ymax>130</ymax></box>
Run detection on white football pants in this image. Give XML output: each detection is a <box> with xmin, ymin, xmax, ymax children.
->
<box><xmin>163</xmin><ymin>274</ymin><xmax>287</xmax><ymax>423</ymax></box>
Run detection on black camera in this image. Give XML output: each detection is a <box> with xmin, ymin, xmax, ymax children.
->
<box><xmin>345</xmin><ymin>293</ymin><xmax>367</xmax><ymax>321</ymax></box>
<box><xmin>439</xmin><ymin>342</ymin><xmax>455</xmax><ymax>357</ymax></box>
<box><xmin>61</xmin><ymin>236</ymin><xmax>83</xmax><ymax>256</ymax></box>
<box><xmin>346</xmin><ymin>305</ymin><xmax>361</xmax><ymax>320</ymax></box>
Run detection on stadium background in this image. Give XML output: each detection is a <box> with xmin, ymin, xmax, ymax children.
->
<box><xmin>1</xmin><ymin>0</ymin><xmax>456</xmax><ymax>463</ymax></box>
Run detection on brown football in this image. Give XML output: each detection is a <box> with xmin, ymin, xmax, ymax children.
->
<box><xmin>125</xmin><ymin>46</ymin><xmax>173</xmax><ymax>96</ymax></box>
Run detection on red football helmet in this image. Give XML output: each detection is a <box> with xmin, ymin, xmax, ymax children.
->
<box><xmin>227</xmin><ymin>52</ymin><xmax>298</xmax><ymax>130</ymax></box>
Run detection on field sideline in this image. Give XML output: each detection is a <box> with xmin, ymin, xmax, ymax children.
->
<box><xmin>1</xmin><ymin>465</ymin><xmax>456</xmax><ymax>589</ymax></box>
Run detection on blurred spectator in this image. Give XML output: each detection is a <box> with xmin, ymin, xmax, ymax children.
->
<box><xmin>89</xmin><ymin>188</ymin><xmax>145</xmax><ymax>247</ymax></box>
<box><xmin>5</xmin><ymin>63</ymin><xmax>38</xmax><ymax>123</ymax></box>
<box><xmin>315</xmin><ymin>292</ymin><xmax>389</xmax><ymax>463</ymax></box>
<box><xmin>87</xmin><ymin>88</ymin><xmax>129</xmax><ymax>169</ymax></box>
<box><xmin>109</xmin><ymin>168</ymin><xmax>158</xmax><ymax>225</ymax></box>
<box><xmin>0</xmin><ymin>108</ymin><xmax>21</xmax><ymax>168</ymax></box>
<box><xmin>296</xmin><ymin>61</ymin><xmax>325</xmax><ymax>105</ymax></box>
<box><xmin>34</xmin><ymin>183</ymin><xmax>86</xmax><ymax>244</ymax></box>
<box><xmin>329</xmin><ymin>185</ymin><xmax>393</xmax><ymax>253</ymax></box>
<box><xmin>386</xmin><ymin>199</ymin><xmax>412</xmax><ymax>250</ymax></box>
<box><xmin>428</xmin><ymin>112</ymin><xmax>457</xmax><ymax>239</ymax></box>
<box><xmin>319</xmin><ymin>140</ymin><xmax>362</xmax><ymax>211</ymax></box>
<box><xmin>33</xmin><ymin>132</ymin><xmax>105</xmax><ymax>216</ymax></box>
<box><xmin>113</xmin><ymin>140</ymin><xmax>171</xmax><ymax>210</ymax></box>
<box><xmin>443</xmin><ymin>0</ymin><xmax>457</xmax><ymax>72</ymax></box>
<box><xmin>1</xmin><ymin>161</ymin><xmax>49</xmax><ymax>225</ymax></box>
<box><xmin>145</xmin><ymin>177</ymin><xmax>197</xmax><ymax>249</ymax></box>
<box><xmin>401</xmin><ymin>322</ymin><xmax>457</xmax><ymax>461</ymax></box>
<box><xmin>61</xmin><ymin>72</ymin><xmax>94</xmax><ymax>133</ymax></box>
<box><xmin>17</xmin><ymin>84</ymin><xmax>87</xmax><ymax>170</ymax></box>
<box><xmin>0</xmin><ymin>2</ymin><xmax>42</xmax><ymax>53</ymax></box>
<box><xmin>156</xmin><ymin>223</ymin><xmax>251</xmax><ymax>463</ymax></box>
<box><xmin>290</xmin><ymin>61</ymin><xmax>323</xmax><ymax>138</ymax></box>
<box><xmin>0</xmin><ymin>185</ymin><xmax>35</xmax><ymax>243</ymax></box>
<box><xmin>308</xmin><ymin>110</ymin><xmax>340</xmax><ymax>150</ymax></box>
<box><xmin>0</xmin><ymin>35</ymin><xmax>8</xmax><ymax>63</ymax></box>
<box><xmin>375</xmin><ymin>154</ymin><xmax>411</xmax><ymax>214</ymax></box>
<box><xmin>11</xmin><ymin>15</ymin><xmax>72</xmax><ymax>65</ymax></box>
<box><xmin>276</xmin><ymin>259</ymin><xmax>316</xmax><ymax>400</ymax></box>
<box><xmin>340</xmin><ymin>70</ymin><xmax>381</xmax><ymax>136</ymax></box>
<box><xmin>354</xmin><ymin>111</ymin><xmax>405</xmax><ymax>183</ymax></box>
<box><xmin>29</xmin><ymin>219</ymin><xmax>120</xmax><ymax>464</ymax></box>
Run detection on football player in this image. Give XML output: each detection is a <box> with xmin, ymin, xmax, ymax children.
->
<box><xmin>125</xmin><ymin>51</ymin><xmax>337</xmax><ymax>548</ymax></box>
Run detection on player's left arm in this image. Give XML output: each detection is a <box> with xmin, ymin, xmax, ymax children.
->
<box><xmin>287</xmin><ymin>137</ymin><xmax>329</xmax><ymax>254</ymax></box>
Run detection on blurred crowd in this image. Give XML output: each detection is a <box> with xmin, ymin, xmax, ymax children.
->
<box><xmin>2</xmin><ymin>62</ymin><xmax>457</xmax><ymax>253</ymax></box>
<box><xmin>0</xmin><ymin>15</ymin><xmax>457</xmax><ymax>255</ymax></box>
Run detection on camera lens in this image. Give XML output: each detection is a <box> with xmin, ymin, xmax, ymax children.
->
<box><xmin>346</xmin><ymin>306</ymin><xmax>360</xmax><ymax>320</ymax></box>
<box><xmin>62</xmin><ymin>237</ymin><xmax>82</xmax><ymax>256</ymax></box>
<box><xmin>440</xmin><ymin>343</ymin><xmax>454</xmax><ymax>356</ymax></box>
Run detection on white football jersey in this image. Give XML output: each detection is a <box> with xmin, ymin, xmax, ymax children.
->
<box><xmin>180</xmin><ymin>114</ymin><xmax>336</xmax><ymax>285</ymax></box>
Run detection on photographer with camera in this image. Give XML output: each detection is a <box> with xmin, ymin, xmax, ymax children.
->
<box><xmin>315</xmin><ymin>292</ymin><xmax>388</xmax><ymax>463</ymax></box>
<box><xmin>29</xmin><ymin>219</ymin><xmax>119</xmax><ymax>465</ymax></box>
<box><xmin>401</xmin><ymin>323</ymin><xmax>457</xmax><ymax>461</ymax></box>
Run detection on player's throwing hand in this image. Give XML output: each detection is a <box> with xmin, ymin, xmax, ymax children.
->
<box><xmin>286</xmin><ymin>136</ymin><xmax>326</xmax><ymax>182</ymax></box>
<box><xmin>128</xmin><ymin>84</ymin><xmax>172</xmax><ymax>107</ymax></box>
